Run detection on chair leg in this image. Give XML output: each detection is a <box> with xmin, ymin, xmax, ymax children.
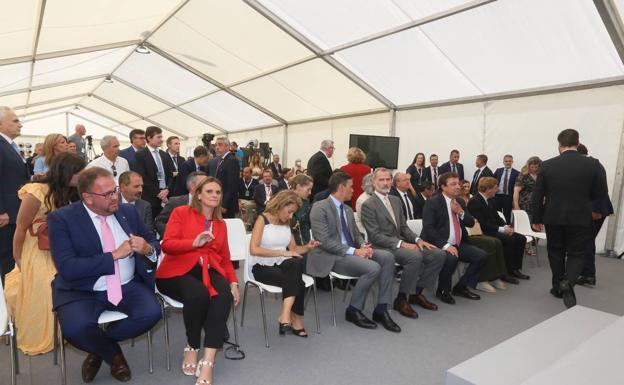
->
<box><xmin>342</xmin><ymin>279</ymin><xmax>351</xmax><ymax>302</ymax></box>
<box><xmin>259</xmin><ymin>290</ymin><xmax>269</xmax><ymax>348</ymax></box>
<box><xmin>329</xmin><ymin>276</ymin><xmax>337</xmax><ymax>327</ymax></box>
<box><xmin>10</xmin><ymin>320</ymin><xmax>18</xmax><ymax>375</ymax></box>
<box><xmin>161</xmin><ymin>300</ymin><xmax>171</xmax><ymax>371</ymax></box>
<box><xmin>240</xmin><ymin>282</ymin><xmax>251</xmax><ymax>327</ymax></box>
<box><xmin>131</xmin><ymin>338</ymin><xmax>135</xmax><ymax>347</ymax></box>
<box><xmin>147</xmin><ymin>330</ymin><xmax>153</xmax><ymax>374</ymax></box>
<box><xmin>535</xmin><ymin>239</ymin><xmax>541</xmax><ymax>267</ymax></box>
<box><xmin>311</xmin><ymin>283</ymin><xmax>320</xmax><ymax>334</ymax></box>
<box><xmin>9</xmin><ymin>330</ymin><xmax>16</xmax><ymax>385</ymax></box>
<box><xmin>53</xmin><ymin>313</ymin><xmax>58</xmax><ymax>365</ymax></box>
<box><xmin>58</xmin><ymin>320</ymin><xmax>67</xmax><ymax>385</ymax></box>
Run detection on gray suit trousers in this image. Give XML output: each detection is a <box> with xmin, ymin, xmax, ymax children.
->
<box><xmin>385</xmin><ymin>248</ymin><xmax>446</xmax><ymax>294</ymax></box>
<box><xmin>332</xmin><ymin>249</ymin><xmax>395</xmax><ymax>311</ymax></box>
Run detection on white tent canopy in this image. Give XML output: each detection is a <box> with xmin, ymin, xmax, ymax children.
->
<box><xmin>2</xmin><ymin>0</ymin><xmax>624</xmax><ymax>254</ymax></box>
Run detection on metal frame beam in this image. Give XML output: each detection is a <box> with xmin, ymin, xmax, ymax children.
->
<box><xmin>604</xmin><ymin>121</ymin><xmax>624</xmax><ymax>255</ymax></box>
<box><xmin>69</xmin><ymin>111</ymin><xmax>130</xmax><ymax>138</ymax></box>
<box><xmin>0</xmin><ymin>75</ymin><xmax>107</xmax><ymax>98</ymax></box>
<box><xmin>244</xmin><ymin>0</ymin><xmax>395</xmax><ymax>110</ymax></box>
<box><xmin>14</xmin><ymin>93</ymin><xmax>88</xmax><ymax>111</ymax></box>
<box><xmin>24</xmin><ymin>0</ymin><xmax>47</xmax><ymax>108</ymax></box>
<box><xmin>20</xmin><ymin>110</ymin><xmax>69</xmax><ymax>124</ymax></box>
<box><xmin>593</xmin><ymin>0</ymin><xmax>624</xmax><ymax>65</ymax></box>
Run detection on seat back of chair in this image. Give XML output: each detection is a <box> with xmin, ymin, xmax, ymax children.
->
<box><xmin>497</xmin><ymin>211</ymin><xmax>507</xmax><ymax>223</ymax></box>
<box><xmin>225</xmin><ymin>218</ymin><xmax>248</xmax><ymax>262</ymax></box>
<box><xmin>512</xmin><ymin>210</ymin><xmax>532</xmax><ymax>234</ymax></box>
<box><xmin>407</xmin><ymin>219</ymin><xmax>423</xmax><ymax>236</ymax></box>
<box><xmin>0</xmin><ymin>278</ymin><xmax>9</xmax><ymax>335</ymax></box>
<box><xmin>467</xmin><ymin>221</ymin><xmax>484</xmax><ymax>236</ymax></box>
<box><xmin>244</xmin><ymin>233</ymin><xmax>254</xmax><ymax>282</ymax></box>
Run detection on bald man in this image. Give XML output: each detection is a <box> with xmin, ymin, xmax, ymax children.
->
<box><xmin>68</xmin><ymin>123</ymin><xmax>87</xmax><ymax>160</ymax></box>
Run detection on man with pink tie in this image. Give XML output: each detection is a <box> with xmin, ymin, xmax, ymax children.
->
<box><xmin>48</xmin><ymin>167</ymin><xmax>161</xmax><ymax>383</ymax></box>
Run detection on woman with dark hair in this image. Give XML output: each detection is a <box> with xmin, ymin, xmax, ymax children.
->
<box><xmin>277</xmin><ymin>167</ymin><xmax>294</xmax><ymax>191</ymax></box>
<box><xmin>459</xmin><ymin>179</ymin><xmax>472</xmax><ymax>203</ymax></box>
<box><xmin>156</xmin><ymin>177</ymin><xmax>239</xmax><ymax>385</ymax></box>
<box><xmin>514</xmin><ymin>156</ymin><xmax>542</xmax><ymax>256</ymax></box>
<box><xmin>250</xmin><ymin>190</ymin><xmax>319</xmax><ymax>337</ymax></box>
<box><xmin>406</xmin><ymin>152</ymin><xmax>426</xmax><ymax>192</ymax></box>
<box><xmin>4</xmin><ymin>152</ymin><xmax>86</xmax><ymax>354</ymax></box>
<box><xmin>290</xmin><ymin>174</ymin><xmax>314</xmax><ymax>245</ymax></box>
<box><xmin>340</xmin><ymin>147</ymin><xmax>372</xmax><ymax>210</ymax></box>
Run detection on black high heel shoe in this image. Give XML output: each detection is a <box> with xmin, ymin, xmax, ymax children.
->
<box><xmin>278</xmin><ymin>323</ymin><xmax>291</xmax><ymax>336</ymax></box>
<box><xmin>291</xmin><ymin>327</ymin><xmax>308</xmax><ymax>338</ymax></box>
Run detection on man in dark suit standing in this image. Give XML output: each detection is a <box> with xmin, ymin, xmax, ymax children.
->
<box><xmin>438</xmin><ymin>149</ymin><xmax>464</xmax><ymax>180</ymax></box>
<box><xmin>172</xmin><ymin>145</ymin><xmax>210</xmax><ymax>196</ymax></box>
<box><xmin>307</xmin><ymin>139</ymin><xmax>334</xmax><ymax>197</ymax></box>
<box><xmin>421</xmin><ymin>172</ymin><xmax>487</xmax><ymax>304</ymax></box>
<box><xmin>253</xmin><ymin>168</ymin><xmax>279</xmax><ymax>215</ymax></box>
<box><xmin>155</xmin><ymin>172</ymin><xmax>206</xmax><ymax>237</ymax></box>
<box><xmin>239</xmin><ymin>166</ymin><xmax>258</xmax><ymax>230</ymax></box>
<box><xmin>0</xmin><ymin>107</ymin><xmax>30</xmax><ymax>283</ymax></box>
<box><xmin>424</xmin><ymin>154</ymin><xmax>440</xmax><ymax>189</ymax></box>
<box><xmin>208</xmin><ymin>136</ymin><xmax>239</xmax><ymax>219</ymax></box>
<box><xmin>390</xmin><ymin>172</ymin><xmax>418</xmax><ymax>221</ymax></box>
<box><xmin>576</xmin><ymin>144</ymin><xmax>613</xmax><ymax>287</ymax></box>
<box><xmin>469</xmin><ymin>154</ymin><xmax>494</xmax><ymax>196</ymax></box>
<box><xmin>413</xmin><ymin>181</ymin><xmax>435</xmax><ymax>220</ymax></box>
<box><xmin>119</xmin><ymin>129</ymin><xmax>146</xmax><ymax>170</ymax></box>
<box><xmin>165</xmin><ymin>136</ymin><xmax>183</xmax><ymax>191</ymax></box>
<box><xmin>532</xmin><ymin>129</ymin><xmax>608</xmax><ymax>308</ymax></box>
<box><xmin>48</xmin><ymin>168</ymin><xmax>161</xmax><ymax>383</ymax></box>
<box><xmin>468</xmin><ymin>177</ymin><xmax>528</xmax><ymax>281</ymax></box>
<box><xmin>269</xmin><ymin>154</ymin><xmax>282</xmax><ymax>180</ymax></box>
<box><xmin>133</xmin><ymin>126</ymin><xmax>175</xmax><ymax>219</ymax></box>
<box><xmin>493</xmin><ymin>154</ymin><xmax>519</xmax><ymax>224</ymax></box>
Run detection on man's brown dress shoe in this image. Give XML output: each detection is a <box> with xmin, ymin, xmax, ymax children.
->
<box><xmin>393</xmin><ymin>298</ymin><xmax>419</xmax><ymax>319</ymax></box>
<box><xmin>110</xmin><ymin>352</ymin><xmax>132</xmax><ymax>382</ymax></box>
<box><xmin>82</xmin><ymin>353</ymin><xmax>103</xmax><ymax>383</ymax></box>
<box><xmin>409</xmin><ymin>294</ymin><xmax>438</xmax><ymax>311</ymax></box>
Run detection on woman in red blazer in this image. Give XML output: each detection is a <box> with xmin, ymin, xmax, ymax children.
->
<box><xmin>340</xmin><ymin>147</ymin><xmax>372</xmax><ymax>211</ymax></box>
<box><xmin>156</xmin><ymin>177</ymin><xmax>239</xmax><ymax>385</ymax></box>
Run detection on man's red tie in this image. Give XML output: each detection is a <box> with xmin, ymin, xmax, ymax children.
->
<box><xmin>452</xmin><ymin>210</ymin><xmax>462</xmax><ymax>246</ymax></box>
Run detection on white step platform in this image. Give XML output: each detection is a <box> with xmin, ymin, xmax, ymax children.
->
<box><xmin>446</xmin><ymin>306</ymin><xmax>620</xmax><ymax>385</ymax></box>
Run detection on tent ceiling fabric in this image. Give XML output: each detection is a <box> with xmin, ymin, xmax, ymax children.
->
<box><xmin>1</xmin><ymin>0</ymin><xmax>623</xmax><ymax>138</ymax></box>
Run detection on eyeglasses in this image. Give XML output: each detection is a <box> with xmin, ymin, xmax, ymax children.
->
<box><xmin>88</xmin><ymin>186</ymin><xmax>120</xmax><ymax>200</ymax></box>
<box><xmin>111</xmin><ymin>164</ymin><xmax>117</xmax><ymax>177</ymax></box>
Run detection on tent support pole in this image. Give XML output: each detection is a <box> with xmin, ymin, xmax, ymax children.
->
<box><xmin>604</xmin><ymin>120</ymin><xmax>624</xmax><ymax>257</ymax></box>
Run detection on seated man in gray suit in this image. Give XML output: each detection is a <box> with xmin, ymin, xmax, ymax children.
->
<box><xmin>118</xmin><ymin>171</ymin><xmax>157</xmax><ymax>270</ymax></box>
<box><xmin>154</xmin><ymin>171</ymin><xmax>207</xmax><ymax>237</ymax></box>
<box><xmin>308</xmin><ymin>172</ymin><xmax>400</xmax><ymax>333</ymax></box>
<box><xmin>361</xmin><ymin>168</ymin><xmax>445</xmax><ymax>319</ymax></box>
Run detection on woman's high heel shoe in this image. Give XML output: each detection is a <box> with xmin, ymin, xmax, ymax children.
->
<box><xmin>291</xmin><ymin>327</ymin><xmax>308</xmax><ymax>338</ymax></box>
<box><xmin>278</xmin><ymin>322</ymin><xmax>292</xmax><ymax>336</ymax></box>
<box><xmin>182</xmin><ymin>345</ymin><xmax>199</xmax><ymax>376</ymax></box>
<box><xmin>195</xmin><ymin>359</ymin><xmax>214</xmax><ymax>385</ymax></box>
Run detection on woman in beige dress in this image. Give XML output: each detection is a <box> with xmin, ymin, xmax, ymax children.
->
<box><xmin>4</xmin><ymin>153</ymin><xmax>85</xmax><ymax>354</ymax></box>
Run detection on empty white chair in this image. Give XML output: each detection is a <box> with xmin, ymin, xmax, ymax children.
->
<box><xmin>240</xmin><ymin>235</ymin><xmax>320</xmax><ymax>348</ymax></box>
<box><xmin>0</xmin><ymin>278</ymin><xmax>18</xmax><ymax>385</ymax></box>
<box><xmin>512</xmin><ymin>209</ymin><xmax>547</xmax><ymax>266</ymax></box>
<box><xmin>225</xmin><ymin>218</ymin><xmax>248</xmax><ymax>263</ymax></box>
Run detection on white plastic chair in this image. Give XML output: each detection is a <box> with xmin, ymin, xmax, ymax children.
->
<box><xmin>328</xmin><ymin>271</ymin><xmax>361</xmax><ymax>327</ymax></box>
<box><xmin>512</xmin><ymin>209</ymin><xmax>547</xmax><ymax>266</ymax></box>
<box><xmin>407</xmin><ymin>219</ymin><xmax>423</xmax><ymax>236</ymax></box>
<box><xmin>0</xmin><ymin>278</ymin><xmax>18</xmax><ymax>385</ymax></box>
<box><xmin>240</xmin><ymin>235</ymin><xmax>320</xmax><ymax>348</ymax></box>
<box><xmin>225</xmin><ymin>218</ymin><xmax>248</xmax><ymax>263</ymax></box>
<box><xmin>53</xmin><ymin>310</ymin><xmax>151</xmax><ymax>385</ymax></box>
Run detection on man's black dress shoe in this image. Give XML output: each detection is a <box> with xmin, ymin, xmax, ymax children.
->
<box><xmin>372</xmin><ymin>311</ymin><xmax>401</xmax><ymax>333</ymax></box>
<box><xmin>550</xmin><ymin>288</ymin><xmax>562</xmax><ymax>298</ymax></box>
<box><xmin>452</xmin><ymin>285</ymin><xmax>481</xmax><ymax>300</ymax></box>
<box><xmin>345</xmin><ymin>309</ymin><xmax>377</xmax><ymax>329</ymax></box>
<box><xmin>511</xmin><ymin>270</ymin><xmax>530</xmax><ymax>280</ymax></box>
<box><xmin>501</xmin><ymin>275</ymin><xmax>520</xmax><ymax>284</ymax></box>
<box><xmin>82</xmin><ymin>353</ymin><xmax>103</xmax><ymax>383</ymax></box>
<box><xmin>559</xmin><ymin>280</ymin><xmax>576</xmax><ymax>308</ymax></box>
<box><xmin>577</xmin><ymin>275</ymin><xmax>596</xmax><ymax>286</ymax></box>
<box><xmin>436</xmin><ymin>290</ymin><xmax>456</xmax><ymax>305</ymax></box>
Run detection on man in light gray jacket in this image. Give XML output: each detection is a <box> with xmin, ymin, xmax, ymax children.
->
<box><xmin>361</xmin><ymin>168</ymin><xmax>445</xmax><ymax>319</ymax></box>
<box><xmin>308</xmin><ymin>172</ymin><xmax>400</xmax><ymax>333</ymax></box>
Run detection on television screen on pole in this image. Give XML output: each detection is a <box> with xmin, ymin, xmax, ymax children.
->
<box><xmin>348</xmin><ymin>134</ymin><xmax>400</xmax><ymax>170</ymax></box>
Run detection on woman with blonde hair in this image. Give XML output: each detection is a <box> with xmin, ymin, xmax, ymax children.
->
<box><xmin>33</xmin><ymin>133</ymin><xmax>68</xmax><ymax>176</ymax></box>
<box><xmin>156</xmin><ymin>177</ymin><xmax>239</xmax><ymax>384</ymax></box>
<box><xmin>249</xmin><ymin>153</ymin><xmax>263</xmax><ymax>180</ymax></box>
<box><xmin>340</xmin><ymin>146</ymin><xmax>371</xmax><ymax>210</ymax></box>
<box><xmin>249</xmin><ymin>190</ymin><xmax>319</xmax><ymax>337</ymax></box>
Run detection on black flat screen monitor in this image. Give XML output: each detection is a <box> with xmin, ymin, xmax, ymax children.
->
<box><xmin>349</xmin><ymin>134</ymin><xmax>399</xmax><ymax>170</ymax></box>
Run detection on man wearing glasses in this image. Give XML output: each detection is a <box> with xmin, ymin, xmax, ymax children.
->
<box><xmin>87</xmin><ymin>135</ymin><xmax>130</xmax><ymax>185</ymax></box>
<box><xmin>48</xmin><ymin>167</ymin><xmax>161</xmax><ymax>383</ymax></box>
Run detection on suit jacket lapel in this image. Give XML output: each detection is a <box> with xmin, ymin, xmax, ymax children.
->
<box><xmin>326</xmin><ymin>199</ymin><xmax>342</xmax><ymax>236</ymax></box>
<box><xmin>114</xmin><ymin>210</ymin><xmax>133</xmax><ymax>236</ymax></box>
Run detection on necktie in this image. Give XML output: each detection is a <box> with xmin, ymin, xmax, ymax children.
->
<box><xmin>339</xmin><ymin>204</ymin><xmax>356</xmax><ymax>248</ymax></box>
<box><xmin>153</xmin><ymin>149</ymin><xmax>166</xmax><ymax>189</ymax></box>
<box><xmin>10</xmin><ymin>142</ymin><xmax>25</xmax><ymax>162</ymax></box>
<box><xmin>503</xmin><ymin>168</ymin><xmax>509</xmax><ymax>195</ymax></box>
<box><xmin>433</xmin><ymin>168</ymin><xmax>438</xmax><ymax>188</ymax></box>
<box><xmin>216</xmin><ymin>156</ymin><xmax>225</xmax><ymax>174</ymax></box>
<box><xmin>97</xmin><ymin>216</ymin><xmax>123</xmax><ymax>305</ymax></box>
<box><xmin>451</xmin><ymin>205</ymin><xmax>462</xmax><ymax>246</ymax></box>
<box><xmin>265</xmin><ymin>185</ymin><xmax>272</xmax><ymax>203</ymax></box>
<box><xmin>403</xmin><ymin>193</ymin><xmax>413</xmax><ymax>220</ymax></box>
<box><xmin>383</xmin><ymin>195</ymin><xmax>397</xmax><ymax>227</ymax></box>
<box><xmin>172</xmin><ymin>155</ymin><xmax>178</xmax><ymax>171</ymax></box>
<box><xmin>452</xmin><ymin>164</ymin><xmax>457</xmax><ymax>174</ymax></box>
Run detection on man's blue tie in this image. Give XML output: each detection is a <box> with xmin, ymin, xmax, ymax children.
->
<box><xmin>339</xmin><ymin>204</ymin><xmax>356</xmax><ymax>248</ymax></box>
